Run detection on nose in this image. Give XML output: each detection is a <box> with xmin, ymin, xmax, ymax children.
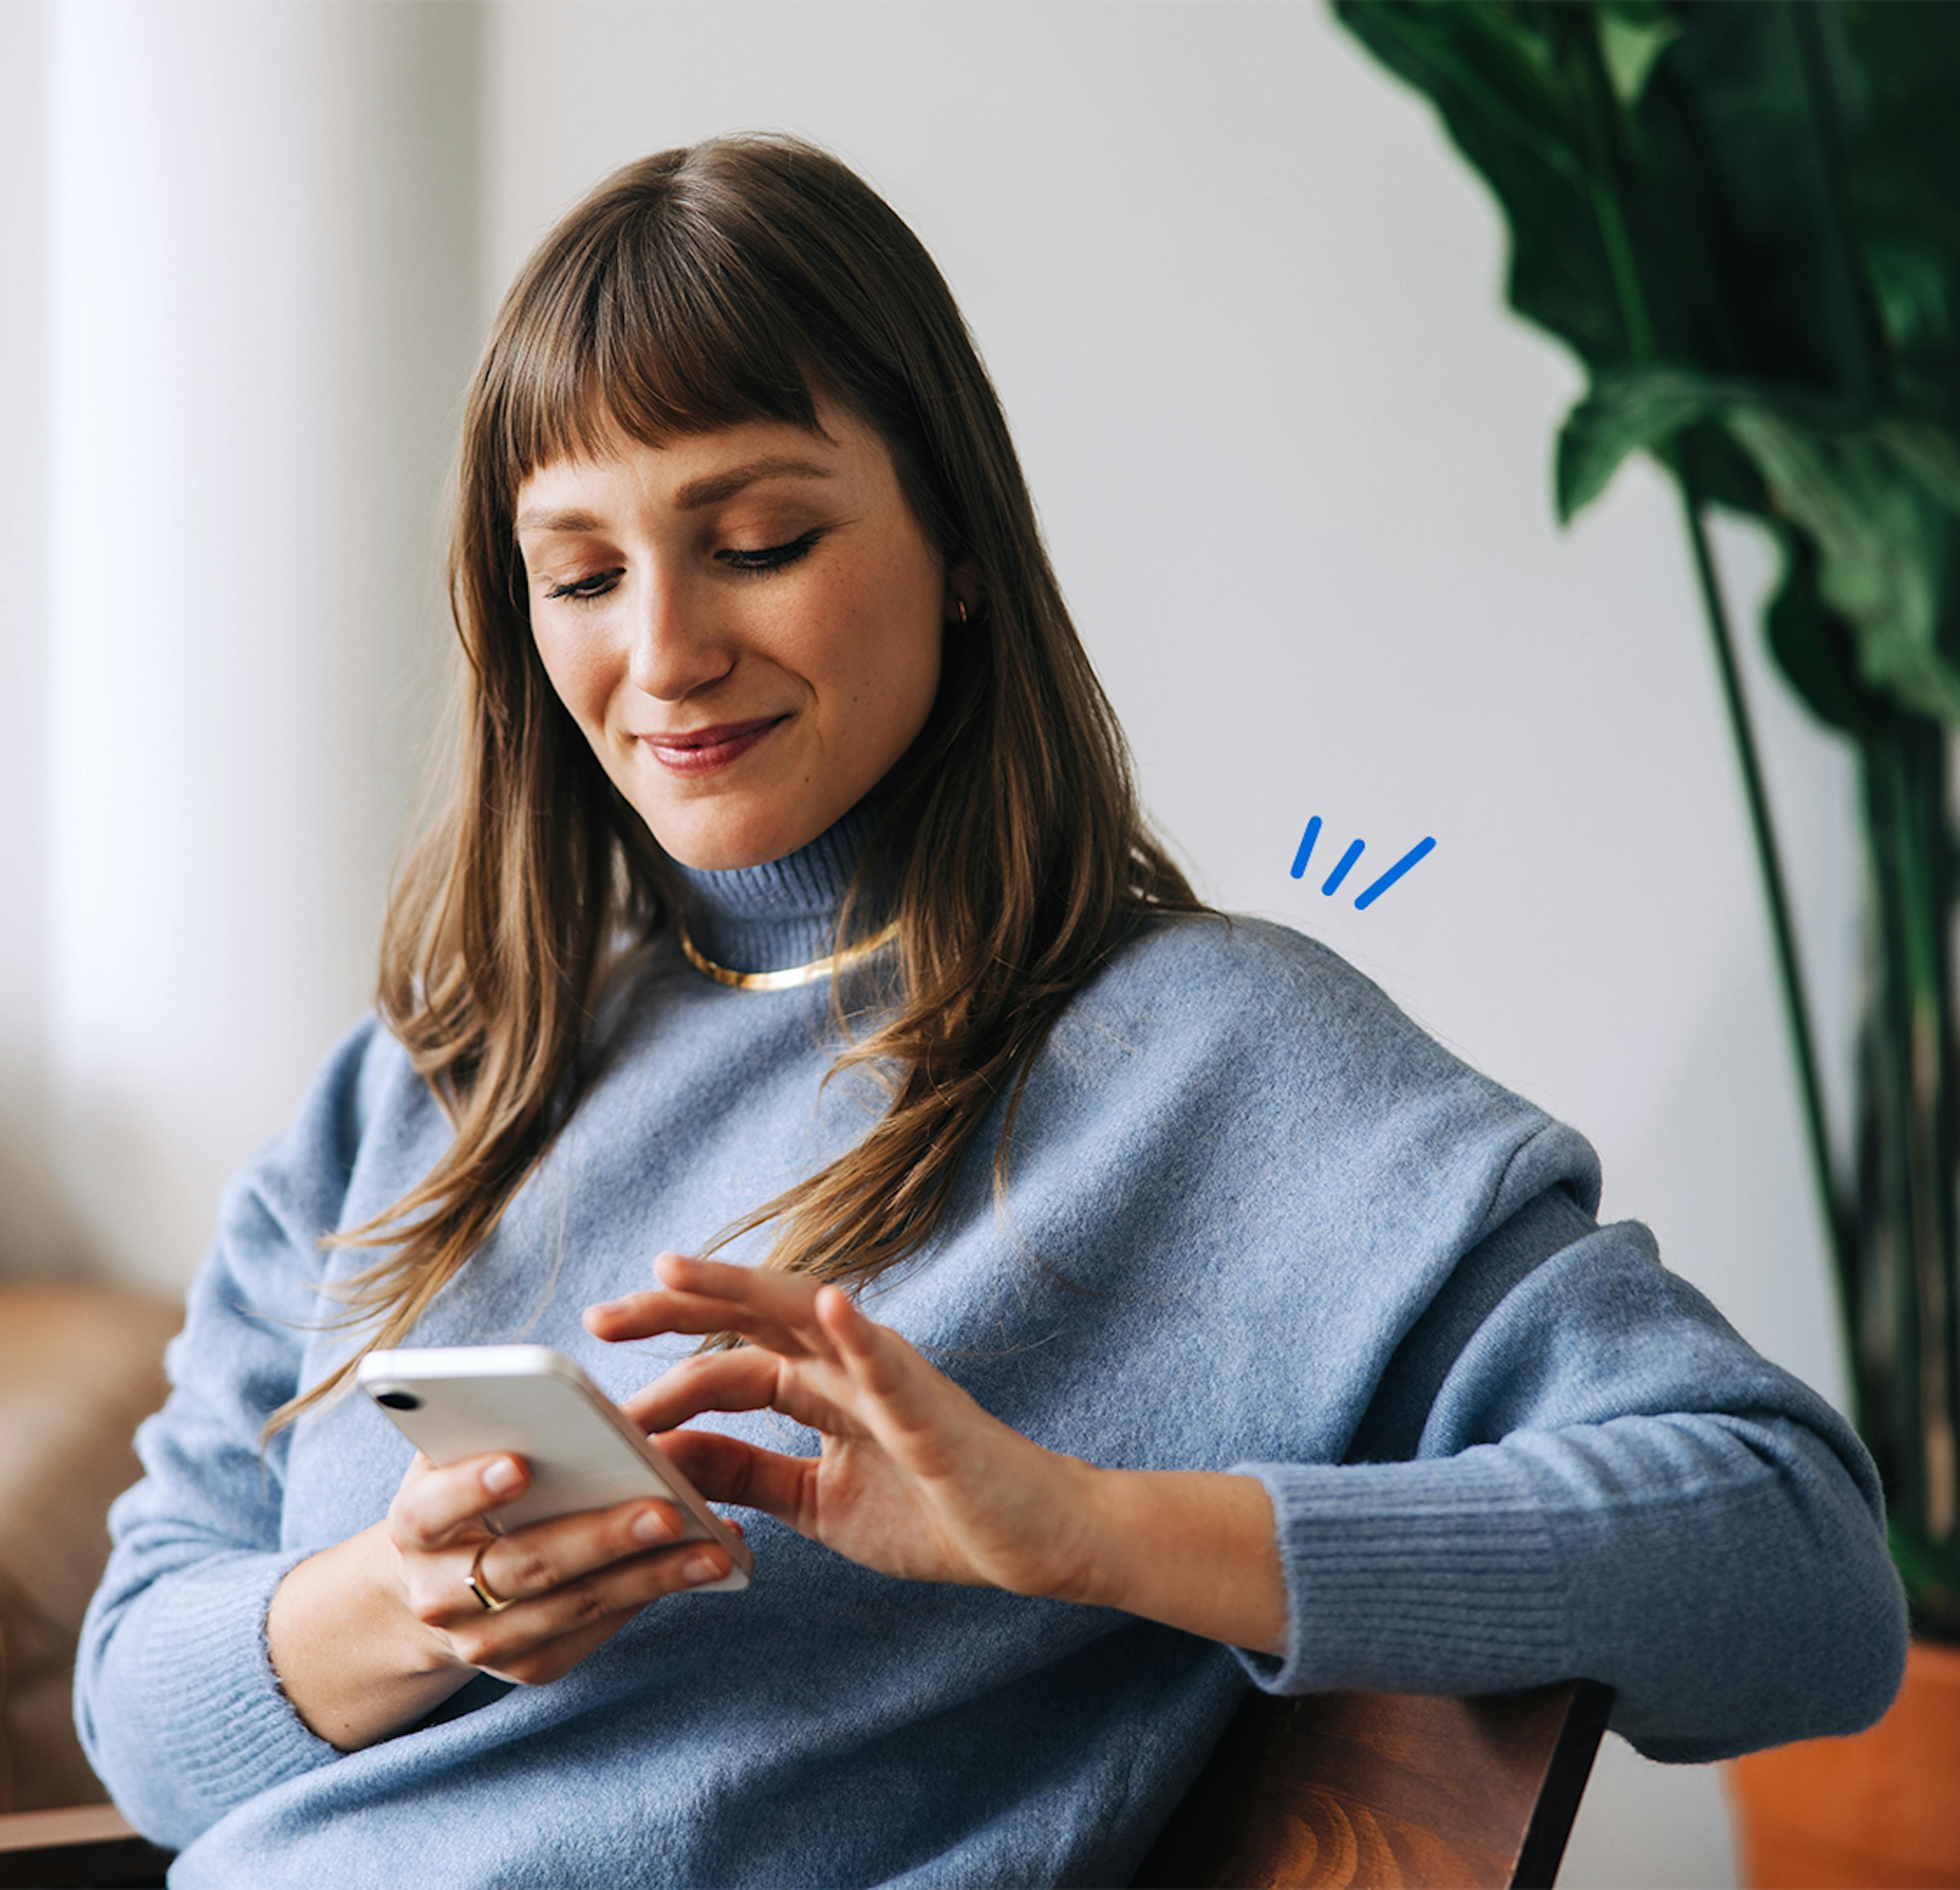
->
<box><xmin>624</xmin><ymin>562</ymin><xmax>736</xmax><ymax>701</ymax></box>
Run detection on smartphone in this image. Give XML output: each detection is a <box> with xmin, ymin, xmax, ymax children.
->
<box><xmin>357</xmin><ymin>1344</ymin><xmax>752</xmax><ymax>1592</ymax></box>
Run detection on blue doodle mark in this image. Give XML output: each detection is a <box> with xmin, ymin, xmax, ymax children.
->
<box><xmin>1289</xmin><ymin>816</ymin><xmax>1321</xmax><ymax>880</ymax></box>
<box><xmin>1322</xmin><ymin>839</ymin><xmax>1365</xmax><ymax>896</ymax></box>
<box><xmin>1354</xmin><ymin>836</ymin><xmax>1436</xmax><ymax>909</ymax></box>
<box><xmin>1288</xmin><ymin>819</ymin><xmax>1435</xmax><ymax>909</ymax></box>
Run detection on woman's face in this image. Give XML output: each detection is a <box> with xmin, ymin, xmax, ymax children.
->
<box><xmin>516</xmin><ymin>401</ymin><xmax>955</xmax><ymax>871</ymax></box>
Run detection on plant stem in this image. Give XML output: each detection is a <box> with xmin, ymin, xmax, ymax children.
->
<box><xmin>1888</xmin><ymin>724</ymin><xmax>1957</xmax><ymax>1541</ymax></box>
<box><xmin>1677</xmin><ymin>452</ymin><xmax>1856</xmax><ymax>1368</ymax></box>
<box><xmin>1557</xmin><ymin>0</ymin><xmax>1855</xmax><ymax>1346</ymax></box>
<box><xmin>1860</xmin><ymin>731</ymin><xmax>1928</xmax><ymax>1533</ymax></box>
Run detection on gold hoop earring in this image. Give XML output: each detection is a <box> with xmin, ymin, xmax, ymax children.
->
<box><xmin>952</xmin><ymin>597</ymin><xmax>969</xmax><ymax>626</ymax></box>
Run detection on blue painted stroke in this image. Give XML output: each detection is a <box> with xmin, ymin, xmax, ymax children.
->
<box><xmin>1354</xmin><ymin>836</ymin><xmax>1436</xmax><ymax>909</ymax></box>
<box><xmin>1322</xmin><ymin>839</ymin><xmax>1364</xmax><ymax>896</ymax></box>
<box><xmin>1289</xmin><ymin>817</ymin><xmax>1321</xmax><ymax>880</ymax></box>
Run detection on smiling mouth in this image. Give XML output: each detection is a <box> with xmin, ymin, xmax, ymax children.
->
<box><xmin>640</xmin><ymin>715</ymin><xmax>789</xmax><ymax>774</ymax></box>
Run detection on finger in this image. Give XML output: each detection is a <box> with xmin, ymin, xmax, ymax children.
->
<box><xmin>587</xmin><ymin>1253</ymin><xmax>830</xmax><ymax>1351</ymax></box>
<box><xmin>815</xmin><ymin>1285</ymin><xmax>992</xmax><ymax>1466</ymax></box>
<box><xmin>653</xmin><ymin>1426</ymin><xmax>813</xmax><ymax>1526</ymax></box>
<box><xmin>584</xmin><ymin>1255</ymin><xmax>831</xmax><ymax>1357</ymax></box>
<box><xmin>583</xmin><ymin>1287</ymin><xmax>822</xmax><ymax>1360</ymax></box>
<box><xmin>392</xmin><ymin>1451</ymin><xmax>531</xmax><ymax>1549</ymax></box>
<box><xmin>817</xmin><ymin>1285</ymin><xmax>930</xmax><ymax>1411</ymax></box>
<box><xmin>652</xmin><ymin>1250</ymin><xmax>805</xmax><ymax>1304</ymax></box>
<box><xmin>622</xmin><ymin>1349</ymin><xmax>847</xmax><ymax>1437</ymax></box>
<box><xmin>620</xmin><ymin>1349</ymin><xmax>780</xmax><ymax>1430</ymax></box>
<box><xmin>430</xmin><ymin>1493</ymin><xmax>689</xmax><ymax>1623</ymax></box>
<box><xmin>467</xmin><ymin>1607</ymin><xmax>633</xmax><ymax>1689</ymax></box>
<box><xmin>446</xmin><ymin>1538</ymin><xmax>740</xmax><ymax>1681</ymax></box>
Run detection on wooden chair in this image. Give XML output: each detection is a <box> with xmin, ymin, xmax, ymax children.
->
<box><xmin>0</xmin><ymin>1804</ymin><xmax>172</xmax><ymax>1889</ymax></box>
<box><xmin>0</xmin><ymin>1678</ymin><xmax>1612</xmax><ymax>1889</ymax></box>
<box><xmin>1134</xmin><ymin>1677</ymin><xmax>1615</xmax><ymax>1889</ymax></box>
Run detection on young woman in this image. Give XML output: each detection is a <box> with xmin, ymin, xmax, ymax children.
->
<box><xmin>77</xmin><ymin>134</ymin><xmax>1906</xmax><ymax>1888</ymax></box>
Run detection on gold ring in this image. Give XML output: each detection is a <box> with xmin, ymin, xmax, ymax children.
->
<box><xmin>466</xmin><ymin>1539</ymin><xmax>517</xmax><ymax>1614</ymax></box>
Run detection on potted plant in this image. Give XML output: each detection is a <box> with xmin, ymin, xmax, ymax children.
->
<box><xmin>1326</xmin><ymin>2</ymin><xmax>1959</xmax><ymax>1881</ymax></box>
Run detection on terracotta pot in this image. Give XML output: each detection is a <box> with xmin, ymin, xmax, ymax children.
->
<box><xmin>1726</xmin><ymin>1636</ymin><xmax>1960</xmax><ymax>1888</ymax></box>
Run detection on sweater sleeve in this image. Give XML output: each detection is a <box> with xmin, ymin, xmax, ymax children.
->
<box><xmin>72</xmin><ymin>1018</ymin><xmax>390</xmax><ymax>1848</ymax></box>
<box><xmin>1229</xmin><ymin>1173</ymin><xmax>1910</xmax><ymax>1762</ymax></box>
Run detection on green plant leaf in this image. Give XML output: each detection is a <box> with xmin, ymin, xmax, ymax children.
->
<box><xmin>1332</xmin><ymin>2</ymin><xmax>1627</xmax><ymax>365</ymax></box>
<box><xmin>1763</xmin><ymin>524</ymin><xmax>1880</xmax><ymax>736</ymax></box>
<box><xmin>1332</xmin><ymin>0</ymin><xmax>1960</xmax><ymax>1589</ymax></box>
<box><xmin>1548</xmin><ymin>360</ymin><xmax>1960</xmax><ymax>724</ymax></box>
<box><xmin>1597</xmin><ymin>6</ymin><xmax>1683</xmax><ymax>107</ymax></box>
<box><xmin>1727</xmin><ymin>407</ymin><xmax>1960</xmax><ymax>722</ymax></box>
<box><xmin>1873</xmin><ymin>417</ymin><xmax>1960</xmax><ymax>513</ymax></box>
<box><xmin>1556</xmin><ymin>365</ymin><xmax>1722</xmax><ymax>520</ymax></box>
<box><xmin>1658</xmin><ymin>419</ymin><xmax>1769</xmax><ymax>518</ymax></box>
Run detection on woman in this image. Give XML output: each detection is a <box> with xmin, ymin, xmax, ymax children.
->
<box><xmin>77</xmin><ymin>134</ymin><xmax>1906</xmax><ymax>1888</ymax></box>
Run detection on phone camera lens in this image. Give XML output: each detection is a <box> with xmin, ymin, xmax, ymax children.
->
<box><xmin>374</xmin><ymin>1390</ymin><xmax>422</xmax><ymax>1411</ymax></box>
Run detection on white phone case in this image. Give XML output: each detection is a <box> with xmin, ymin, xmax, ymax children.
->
<box><xmin>357</xmin><ymin>1344</ymin><xmax>752</xmax><ymax>1591</ymax></box>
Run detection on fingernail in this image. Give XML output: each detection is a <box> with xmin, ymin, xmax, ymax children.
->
<box><xmin>633</xmin><ymin>1506</ymin><xmax>675</xmax><ymax>1544</ymax></box>
<box><xmin>682</xmin><ymin>1549</ymin><xmax>722</xmax><ymax>1585</ymax></box>
<box><xmin>484</xmin><ymin>1458</ymin><xmax>522</xmax><ymax>1495</ymax></box>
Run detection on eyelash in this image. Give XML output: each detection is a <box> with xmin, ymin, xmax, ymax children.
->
<box><xmin>542</xmin><ymin>530</ymin><xmax>823</xmax><ymax>604</ymax></box>
<box><xmin>723</xmin><ymin>529</ymin><xmax>823</xmax><ymax>574</ymax></box>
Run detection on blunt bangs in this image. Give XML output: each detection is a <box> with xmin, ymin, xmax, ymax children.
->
<box><xmin>483</xmin><ymin>199</ymin><xmax>830</xmax><ymax>503</ymax></box>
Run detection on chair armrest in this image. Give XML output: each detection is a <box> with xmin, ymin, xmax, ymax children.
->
<box><xmin>1133</xmin><ymin>1677</ymin><xmax>1614</xmax><ymax>1890</ymax></box>
<box><xmin>0</xmin><ymin>1803</ymin><xmax>174</xmax><ymax>1888</ymax></box>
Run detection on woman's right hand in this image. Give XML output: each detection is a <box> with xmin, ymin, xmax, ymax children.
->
<box><xmin>382</xmin><ymin>1451</ymin><xmax>737</xmax><ymax>1686</ymax></box>
<box><xmin>266</xmin><ymin>1450</ymin><xmax>738</xmax><ymax>1751</ymax></box>
<box><xmin>384</xmin><ymin>1449</ymin><xmax>737</xmax><ymax>1685</ymax></box>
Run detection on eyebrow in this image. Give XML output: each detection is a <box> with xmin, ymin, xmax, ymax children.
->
<box><xmin>513</xmin><ymin>457</ymin><xmax>836</xmax><ymax>536</ymax></box>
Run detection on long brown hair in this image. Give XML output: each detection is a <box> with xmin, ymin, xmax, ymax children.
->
<box><xmin>268</xmin><ymin>133</ymin><xmax>1218</xmax><ymax>1438</ymax></box>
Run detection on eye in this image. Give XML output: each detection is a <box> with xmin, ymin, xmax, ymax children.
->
<box><xmin>718</xmin><ymin>530</ymin><xmax>822</xmax><ymax>574</ymax></box>
<box><xmin>543</xmin><ymin>569</ymin><xmax>623</xmax><ymax>605</ymax></box>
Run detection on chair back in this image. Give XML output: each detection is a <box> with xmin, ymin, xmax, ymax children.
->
<box><xmin>1132</xmin><ymin>1678</ymin><xmax>1614</xmax><ymax>1890</ymax></box>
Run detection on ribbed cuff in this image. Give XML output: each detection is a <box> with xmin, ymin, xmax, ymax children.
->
<box><xmin>1228</xmin><ymin>1451</ymin><xmax>1576</xmax><ymax>1697</ymax></box>
<box><xmin>122</xmin><ymin>1549</ymin><xmax>339</xmax><ymax>1824</ymax></box>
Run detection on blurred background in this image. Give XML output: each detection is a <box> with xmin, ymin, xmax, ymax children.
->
<box><xmin>0</xmin><ymin>3</ymin><xmax>1872</xmax><ymax>1881</ymax></box>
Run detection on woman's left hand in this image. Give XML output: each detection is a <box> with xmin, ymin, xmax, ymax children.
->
<box><xmin>583</xmin><ymin>1254</ymin><xmax>1096</xmax><ymax>1602</ymax></box>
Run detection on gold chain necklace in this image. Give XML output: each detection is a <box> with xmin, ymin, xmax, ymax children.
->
<box><xmin>675</xmin><ymin>917</ymin><xmax>902</xmax><ymax>992</ymax></box>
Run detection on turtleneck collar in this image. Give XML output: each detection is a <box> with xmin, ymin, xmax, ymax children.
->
<box><xmin>663</xmin><ymin>791</ymin><xmax>896</xmax><ymax>978</ymax></box>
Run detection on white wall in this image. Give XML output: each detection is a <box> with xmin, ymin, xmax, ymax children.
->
<box><xmin>36</xmin><ymin>0</ymin><xmax>480</xmax><ymax>1291</ymax></box>
<box><xmin>0</xmin><ymin>0</ymin><xmax>62</xmax><ymax>1278</ymax></box>
<box><xmin>5</xmin><ymin>2</ymin><xmax>1879</xmax><ymax>1881</ymax></box>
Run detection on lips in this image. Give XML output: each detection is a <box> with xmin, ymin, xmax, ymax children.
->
<box><xmin>643</xmin><ymin>715</ymin><xmax>786</xmax><ymax>750</ymax></box>
<box><xmin>639</xmin><ymin>714</ymin><xmax>789</xmax><ymax>776</ymax></box>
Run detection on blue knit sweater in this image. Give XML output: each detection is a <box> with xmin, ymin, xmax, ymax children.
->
<box><xmin>75</xmin><ymin>795</ymin><xmax>1907</xmax><ymax>1888</ymax></box>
